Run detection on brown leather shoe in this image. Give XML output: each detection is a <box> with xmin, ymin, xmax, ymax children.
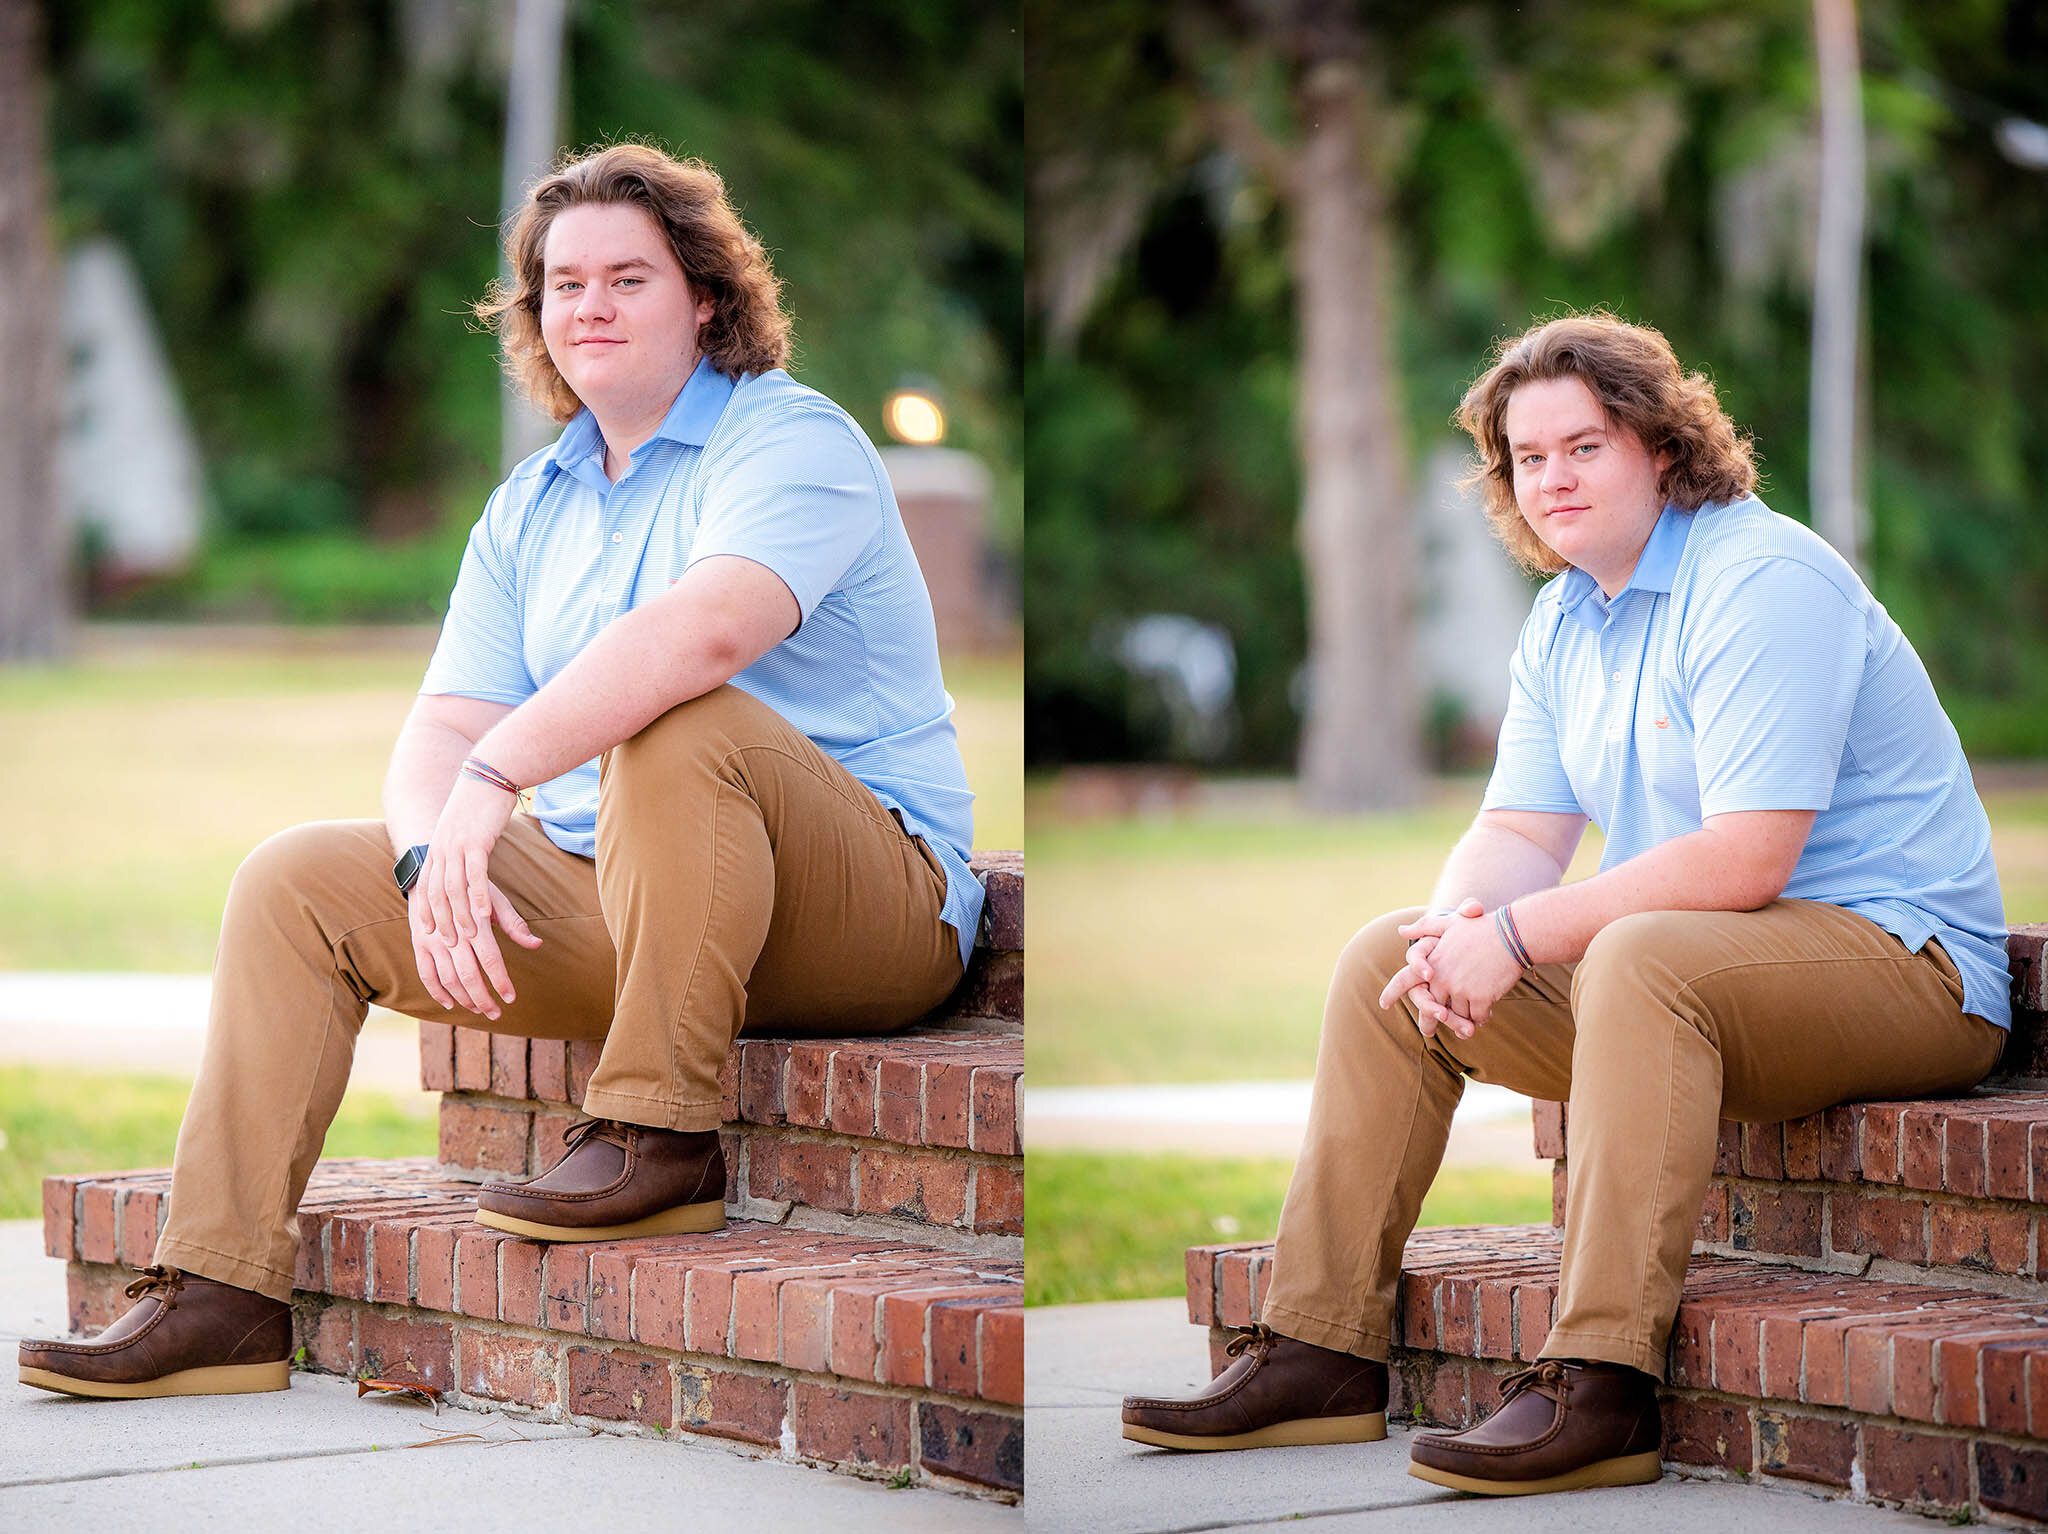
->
<box><xmin>1121</xmin><ymin>1324</ymin><xmax>1388</xmax><ymax>1450</ymax></box>
<box><xmin>1407</xmin><ymin>1358</ymin><xmax>1663</xmax><ymax>1495</ymax></box>
<box><xmin>473</xmin><ymin>1116</ymin><xmax>727</xmax><ymax>1241</ymax></box>
<box><xmin>16</xmin><ymin>1265</ymin><xmax>291</xmax><ymax>1399</ymax></box>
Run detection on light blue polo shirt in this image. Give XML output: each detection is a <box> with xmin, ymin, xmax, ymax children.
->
<box><xmin>1483</xmin><ymin>496</ymin><xmax>2010</xmax><ymax>1028</ymax></box>
<box><xmin>420</xmin><ymin>357</ymin><xmax>984</xmax><ymax>966</ymax></box>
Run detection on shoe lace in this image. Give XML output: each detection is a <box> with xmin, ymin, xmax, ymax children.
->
<box><xmin>1223</xmin><ymin>1324</ymin><xmax>1276</xmax><ymax>1360</ymax></box>
<box><xmin>1498</xmin><ymin>1359</ymin><xmax>1572</xmax><ymax>1405</ymax></box>
<box><xmin>124</xmin><ymin>1264</ymin><xmax>186</xmax><ymax>1311</ymax></box>
<box><xmin>563</xmin><ymin>1116</ymin><xmax>634</xmax><ymax>1154</ymax></box>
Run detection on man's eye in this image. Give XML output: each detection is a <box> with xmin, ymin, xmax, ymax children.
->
<box><xmin>616</xmin><ymin>278</ymin><xmax>642</xmax><ymax>288</ymax></box>
<box><xmin>1574</xmin><ymin>442</ymin><xmax>1598</xmax><ymax>455</ymax></box>
<box><xmin>555</xmin><ymin>282</ymin><xmax>581</xmax><ymax>294</ymax></box>
<box><xmin>1519</xmin><ymin>454</ymin><xmax>1542</xmax><ymax>467</ymax></box>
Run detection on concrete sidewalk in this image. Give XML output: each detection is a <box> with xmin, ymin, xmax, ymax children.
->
<box><xmin>1025</xmin><ymin>1298</ymin><xmax>1939</xmax><ymax>1533</ymax></box>
<box><xmin>0</xmin><ymin>1222</ymin><xmax>1017</xmax><ymax>1531</ymax></box>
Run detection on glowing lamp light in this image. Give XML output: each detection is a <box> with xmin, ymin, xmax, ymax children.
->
<box><xmin>884</xmin><ymin>388</ymin><xmax>947</xmax><ymax>446</ymax></box>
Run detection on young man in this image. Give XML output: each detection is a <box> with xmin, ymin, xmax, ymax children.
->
<box><xmin>1121</xmin><ymin>313</ymin><xmax>2009</xmax><ymax>1495</ymax></box>
<box><xmin>19</xmin><ymin>144</ymin><xmax>982</xmax><ymax>1399</ymax></box>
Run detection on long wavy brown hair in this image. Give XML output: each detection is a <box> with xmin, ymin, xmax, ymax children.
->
<box><xmin>1456</xmin><ymin>312</ymin><xmax>1758</xmax><ymax>574</ymax></box>
<box><xmin>474</xmin><ymin>142</ymin><xmax>792</xmax><ymax>424</ymax></box>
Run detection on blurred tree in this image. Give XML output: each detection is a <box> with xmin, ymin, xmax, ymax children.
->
<box><xmin>0</xmin><ymin>0</ymin><xmax>67</xmax><ymax>661</ymax></box>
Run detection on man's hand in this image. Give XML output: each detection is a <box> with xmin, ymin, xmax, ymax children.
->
<box><xmin>409</xmin><ymin>875</ymin><xmax>542</xmax><ymax>1021</ymax></box>
<box><xmin>1379</xmin><ymin>897</ymin><xmax>1485</xmax><ymax>1040</ymax></box>
<box><xmin>1401</xmin><ymin>900</ymin><xmax>1524</xmax><ymax>1032</ymax></box>
<box><xmin>415</xmin><ymin>771</ymin><xmax>529</xmax><ymax>1019</ymax></box>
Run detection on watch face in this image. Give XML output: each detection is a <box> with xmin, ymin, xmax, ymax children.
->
<box><xmin>396</xmin><ymin>846</ymin><xmax>428</xmax><ymax>891</ymax></box>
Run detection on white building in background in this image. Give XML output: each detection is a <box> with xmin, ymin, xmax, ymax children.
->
<box><xmin>1417</xmin><ymin>440</ymin><xmax>1532</xmax><ymax>749</ymax></box>
<box><xmin>59</xmin><ymin>238</ymin><xmax>205</xmax><ymax>581</ymax></box>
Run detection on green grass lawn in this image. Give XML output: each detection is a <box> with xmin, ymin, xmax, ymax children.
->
<box><xmin>0</xmin><ymin>626</ymin><xmax>1020</xmax><ymax>971</ymax></box>
<box><xmin>1026</xmin><ymin>1149</ymin><xmax>1553</xmax><ymax>1307</ymax></box>
<box><xmin>1029</xmin><ymin>772</ymin><xmax>2048</xmax><ymax>1086</ymax></box>
<box><xmin>0</xmin><ymin>1063</ymin><xmax>435</xmax><ymax>1221</ymax></box>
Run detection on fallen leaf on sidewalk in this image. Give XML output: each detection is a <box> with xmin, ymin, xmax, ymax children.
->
<box><xmin>356</xmin><ymin>1376</ymin><xmax>443</xmax><ymax>1415</ymax></box>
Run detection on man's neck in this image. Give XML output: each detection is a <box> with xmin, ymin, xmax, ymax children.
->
<box><xmin>589</xmin><ymin>360</ymin><xmax>699</xmax><ymax>483</ymax></box>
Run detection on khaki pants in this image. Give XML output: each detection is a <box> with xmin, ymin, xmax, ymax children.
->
<box><xmin>1262</xmin><ymin>899</ymin><xmax>2006</xmax><ymax>1378</ymax></box>
<box><xmin>156</xmin><ymin>685</ymin><xmax>964</xmax><ymax>1301</ymax></box>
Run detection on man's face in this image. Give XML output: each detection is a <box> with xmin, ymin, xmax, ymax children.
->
<box><xmin>1505</xmin><ymin>374</ymin><xmax>1669</xmax><ymax>596</ymax></box>
<box><xmin>539</xmin><ymin>201</ymin><xmax>713</xmax><ymax>419</ymax></box>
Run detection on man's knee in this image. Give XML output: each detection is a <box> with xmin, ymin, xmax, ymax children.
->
<box><xmin>1330</xmin><ymin>907</ymin><xmax>1428</xmax><ymax>1011</ymax></box>
<box><xmin>607</xmin><ymin>685</ymin><xmax>786</xmax><ymax>779</ymax></box>
<box><xmin>1570</xmin><ymin>910</ymin><xmax>1693</xmax><ymax>1016</ymax></box>
<box><xmin>228</xmin><ymin>819</ymin><xmax>388</xmax><ymax>905</ymax></box>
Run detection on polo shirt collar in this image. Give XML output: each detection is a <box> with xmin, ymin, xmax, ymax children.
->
<box><xmin>545</xmin><ymin>357</ymin><xmax>737</xmax><ymax>488</ymax></box>
<box><xmin>1559</xmin><ymin>503</ymin><xmax>1691</xmax><ymax>631</ymax></box>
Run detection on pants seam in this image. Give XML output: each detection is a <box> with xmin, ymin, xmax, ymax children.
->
<box><xmin>154</xmin><ymin>1236</ymin><xmax>296</xmax><ymax>1288</ymax></box>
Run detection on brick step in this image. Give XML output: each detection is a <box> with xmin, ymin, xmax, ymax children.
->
<box><xmin>1535</xmin><ymin>1090</ymin><xmax>2048</xmax><ymax>1286</ymax></box>
<box><xmin>1187</xmin><ymin>1227</ymin><xmax>2048</xmax><ymax>1524</ymax></box>
<box><xmin>429</xmin><ymin>1027</ymin><xmax>1022</xmax><ymax>1256</ymax></box>
<box><xmin>44</xmin><ymin>1158</ymin><xmax>1022</xmax><ymax>1495</ymax></box>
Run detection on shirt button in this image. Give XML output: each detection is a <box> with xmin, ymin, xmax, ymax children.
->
<box><xmin>610</xmin><ymin>531</ymin><xmax>623</xmax><ymax>544</ymax></box>
<box><xmin>1612</xmin><ymin>670</ymin><xmax>1623</xmax><ymax>683</ymax></box>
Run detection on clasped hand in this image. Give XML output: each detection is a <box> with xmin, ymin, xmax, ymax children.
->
<box><xmin>409</xmin><ymin>773</ymin><xmax>542</xmax><ymax>1021</ymax></box>
<box><xmin>1376</xmin><ymin>897</ymin><xmax>1523</xmax><ymax>1041</ymax></box>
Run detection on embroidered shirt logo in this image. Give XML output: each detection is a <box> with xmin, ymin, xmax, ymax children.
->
<box><xmin>1653</xmin><ymin>716</ymin><xmax>1670</xmax><ymax>729</ymax></box>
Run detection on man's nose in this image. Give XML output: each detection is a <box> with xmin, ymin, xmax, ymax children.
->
<box><xmin>1540</xmin><ymin>454</ymin><xmax>1576</xmax><ymax>494</ymax></box>
<box><xmin>575</xmin><ymin>285</ymin><xmax>615</xmax><ymax>322</ymax></box>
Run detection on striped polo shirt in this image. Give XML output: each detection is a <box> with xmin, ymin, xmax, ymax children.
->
<box><xmin>1483</xmin><ymin>496</ymin><xmax>2010</xmax><ymax>1028</ymax></box>
<box><xmin>419</xmin><ymin>357</ymin><xmax>984</xmax><ymax>965</ymax></box>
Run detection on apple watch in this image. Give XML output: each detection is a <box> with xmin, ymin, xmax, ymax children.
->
<box><xmin>393</xmin><ymin>844</ymin><xmax>431</xmax><ymax>896</ymax></box>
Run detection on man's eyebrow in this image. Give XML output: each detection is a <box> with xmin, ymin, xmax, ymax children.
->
<box><xmin>544</xmin><ymin>257</ymin><xmax>658</xmax><ymax>278</ymax></box>
<box><xmin>1508</xmin><ymin>424</ymin><xmax>1605</xmax><ymax>453</ymax></box>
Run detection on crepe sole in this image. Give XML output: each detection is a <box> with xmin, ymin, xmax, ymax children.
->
<box><xmin>1407</xmin><ymin>1448</ymin><xmax>1664</xmax><ymax>1495</ymax></box>
<box><xmin>1122</xmin><ymin>1411</ymin><xmax>1387</xmax><ymax>1451</ymax></box>
<box><xmin>472</xmin><ymin>1199</ymin><xmax>726</xmax><ymax>1242</ymax></box>
<box><xmin>18</xmin><ymin>1360</ymin><xmax>290</xmax><ymax>1398</ymax></box>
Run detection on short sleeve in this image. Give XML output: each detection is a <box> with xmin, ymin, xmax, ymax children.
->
<box><xmin>1481</xmin><ymin>617</ymin><xmax>1582</xmax><ymax>814</ymax></box>
<box><xmin>1684</xmin><ymin>558</ymin><xmax>1864</xmax><ymax>817</ymax></box>
<box><xmin>688</xmin><ymin>409</ymin><xmax>884</xmax><ymax>620</ymax></box>
<box><xmin>419</xmin><ymin>486</ymin><xmax>535</xmax><ymax>705</ymax></box>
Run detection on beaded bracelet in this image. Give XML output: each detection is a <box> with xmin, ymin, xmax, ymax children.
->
<box><xmin>461</xmin><ymin>755</ymin><xmax>521</xmax><ymax>796</ymax></box>
<box><xmin>1494</xmin><ymin>902</ymin><xmax>1535</xmax><ymax>970</ymax></box>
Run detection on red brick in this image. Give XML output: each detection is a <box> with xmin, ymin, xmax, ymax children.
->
<box><xmin>829</xmin><ymin>1049</ymin><xmax>878</xmax><ymax>1137</ymax></box>
<box><xmin>118</xmin><ymin>1189</ymin><xmax>163</xmax><ymax>1268</ymax></box>
<box><xmin>369</xmin><ymin>1222</ymin><xmax>411</xmax><ymax>1304</ymax></box>
<box><xmin>1943</xmin><ymin>1115</ymin><xmax>1989</xmax><ymax>1197</ymax></box>
<box><xmin>1514</xmin><ymin>1284</ymin><xmax>1554</xmax><ymax>1362</ymax></box>
<box><xmin>971</xmin><ymin>1067</ymin><xmax>1019</xmax><ymax>1155</ymax></box>
<box><xmin>1661</xmin><ymin>1395</ymin><xmax>1751</xmax><ymax>1471</ymax></box>
<box><xmin>1476</xmin><ymin>1278</ymin><xmax>1516</xmax><ymax>1359</ymax></box>
<box><xmin>925</xmin><ymin>1060</ymin><xmax>973</xmax><ymax>1149</ymax></box>
<box><xmin>685</xmin><ymin>1261</ymin><xmax>745</xmax><ymax>1355</ymax></box>
<box><xmin>739</xmin><ymin>1042</ymin><xmax>790</xmax><ymax>1126</ymax></box>
<box><xmin>1759</xmin><ymin>1311</ymin><xmax>1817</xmax><ymax>1397</ymax></box>
<box><xmin>717</xmin><ymin>1051</ymin><xmax>740</xmax><ymax>1119</ymax></box>
<box><xmin>41</xmin><ymin>1176</ymin><xmax>77</xmax><ymax>1262</ymax></box>
<box><xmin>1754</xmin><ymin>1408</ymin><xmax>1855</xmax><ymax>1487</ymax></box>
<box><xmin>1821</xmin><ymin>1105</ymin><xmax>1860</xmax><ymax>1181</ymax></box>
<box><xmin>499</xmin><ymin>1238</ymin><xmax>543</xmax><ymax>1326</ymax></box>
<box><xmin>1839</xmin><ymin>1189</ymin><xmax>1927</xmax><ymax>1264</ymax></box>
<box><xmin>982</xmin><ymin>1304</ymin><xmax>1023</xmax><ymax>1405</ymax></box>
<box><xmin>454</xmin><ymin>1027</ymin><xmax>492</xmax><ymax>1090</ymax></box>
<box><xmin>565</xmin><ymin>1346</ymin><xmax>673</xmax><ymax>1428</ymax></box>
<box><xmin>1667</xmin><ymin>1303</ymin><xmax>1712</xmax><ymax>1389</ymax></box>
<box><xmin>1532</xmin><ymin>1100</ymin><xmax>1565</xmax><ymax>1159</ymax></box>
<box><xmin>415</xmin><ymin>1223</ymin><xmax>457</xmax><ymax>1314</ymax></box>
<box><xmin>828</xmin><ymin>1273</ymin><xmax>948</xmax><ymax>1381</ymax></box>
<box><xmin>328</xmin><ymin>1214</ymin><xmax>372</xmax><ymax>1299</ymax></box>
<box><xmin>1936</xmin><ymin>1326</ymin><xmax>2048</xmax><ymax>1427</ymax></box>
<box><xmin>785</xmin><ymin>1044</ymin><xmax>831</xmax><ymax>1127</ymax></box>
<box><xmin>566</xmin><ymin>1039</ymin><xmax>602</xmax><ymax>1104</ymax></box>
<box><xmin>918</xmin><ymin>1402</ymin><xmax>1022</xmax><ymax>1491</ymax></box>
<box><xmin>872</xmin><ymin>1055</ymin><xmax>922</xmax><ymax>1145</ymax></box>
<box><xmin>748</xmin><ymin>1139</ymin><xmax>855</xmax><ymax>1214</ymax></box>
<box><xmin>1713</xmin><ymin>1120</ymin><xmax>1743</xmax><ymax>1176</ymax></box>
<box><xmin>678</xmin><ymin>1364</ymin><xmax>788</xmax><ymax>1445</ymax></box>
<box><xmin>2031</xmin><ymin>1351</ymin><xmax>2048</xmax><ymax>1437</ymax></box>
<box><xmin>1782</xmin><ymin>1114</ymin><xmax>1823</xmax><ymax>1179</ymax></box>
<box><xmin>952</xmin><ymin>948</ymin><xmax>1023</xmax><ymax>1020</ymax></box>
<box><xmin>1186</xmin><ymin>1247</ymin><xmax>1218</xmax><ymax>1327</ymax></box>
<box><xmin>532</xmin><ymin>1110</ymin><xmax>578</xmax><ymax>1173</ymax></box>
<box><xmin>1730</xmin><ymin>1186</ymin><xmax>1822</xmax><ymax>1257</ymax></box>
<box><xmin>928</xmin><ymin>1298</ymin><xmax>988</xmax><ymax>1396</ymax></box>
<box><xmin>543</xmin><ymin>1245</ymin><xmax>595</xmax><ymax>1332</ymax></box>
<box><xmin>298</xmin><ymin>1298</ymin><xmax>354</xmax><ymax>1373</ymax></box>
<box><xmin>974</xmin><ymin>1163</ymin><xmax>1023</xmax><ymax>1236</ymax></box>
<box><xmin>1901</xmin><ymin>1108</ymin><xmax>1946</xmax><ymax>1192</ymax></box>
<box><xmin>489</xmin><ymin>1034</ymin><xmax>528</xmax><ymax>1099</ymax></box>
<box><xmin>1982</xmin><ymin>1341</ymin><xmax>2039</xmax><ymax>1435</ymax></box>
<box><xmin>1741</xmin><ymin>1122</ymin><xmax>1786</xmax><ymax>1181</ymax></box>
<box><xmin>458</xmin><ymin>1325</ymin><xmax>559</xmax><ymax>1408</ymax></box>
<box><xmin>1929</xmin><ymin>1202</ymin><xmax>2030</xmax><ymax>1275</ymax></box>
<box><xmin>1988</xmin><ymin>1114</ymin><xmax>2034</xmax><ymax>1201</ymax></box>
<box><xmin>1845</xmin><ymin>1322</ymin><xmax>1897</xmax><ymax>1414</ymax></box>
<box><xmin>1863</xmin><ymin>1105</ymin><xmax>1905</xmax><ymax>1184</ymax></box>
<box><xmin>528</xmin><ymin>1038</ymin><xmax>568</xmax><ymax>1103</ymax></box>
<box><xmin>438</xmin><ymin>1099</ymin><xmax>531</xmax><ymax>1176</ymax></box>
<box><xmin>294</xmin><ymin>1214</ymin><xmax>327</xmax><ymax>1291</ymax></box>
<box><xmin>588</xmin><ymin>1250</ymin><xmax>635</xmax><ymax>1341</ymax></box>
<box><xmin>857</xmin><ymin>1148</ymin><xmax>969</xmax><ymax>1227</ymax></box>
<box><xmin>1695</xmin><ymin>1183</ymin><xmax>1730</xmax><ymax>1244</ymax></box>
<box><xmin>1977</xmin><ymin>1440</ymin><xmax>2048</xmax><ymax>1523</ymax></box>
<box><xmin>879</xmin><ymin>1287</ymin><xmax>938</xmax><ymax>1387</ymax></box>
<box><xmin>632</xmin><ymin>1256</ymin><xmax>689</xmax><ymax>1353</ymax></box>
<box><xmin>1438</xmin><ymin>1276</ymin><xmax>1477</xmax><ymax>1355</ymax></box>
<box><xmin>1251</xmin><ymin>1253</ymin><xmax>1273</xmax><ymax>1316</ymax></box>
<box><xmin>419</xmin><ymin>1020</ymin><xmax>456</xmax><ymax>1091</ymax></box>
<box><xmin>1862</xmin><ymin>1424</ymin><xmax>1969</xmax><ymax>1511</ymax></box>
<box><xmin>455</xmin><ymin>1231</ymin><xmax>500</xmax><ymax>1320</ymax></box>
<box><xmin>78</xmin><ymin>1183</ymin><xmax>117</xmax><ymax>1264</ymax></box>
<box><xmin>792</xmin><ymin>1383</ymin><xmax>912</xmax><ymax>1470</ymax></box>
<box><xmin>357</xmin><ymin>1313</ymin><xmax>453</xmax><ymax>1390</ymax></box>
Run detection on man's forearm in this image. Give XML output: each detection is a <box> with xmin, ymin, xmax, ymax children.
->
<box><xmin>1430</xmin><ymin>823</ymin><xmax>1570</xmax><ymax>912</ymax></box>
<box><xmin>382</xmin><ymin>722</ymin><xmax>477</xmax><ymax>857</ymax></box>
